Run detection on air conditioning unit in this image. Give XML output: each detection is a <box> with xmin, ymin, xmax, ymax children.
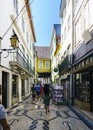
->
<box><xmin>82</xmin><ymin>29</ymin><xmax>92</xmax><ymax>44</ymax></box>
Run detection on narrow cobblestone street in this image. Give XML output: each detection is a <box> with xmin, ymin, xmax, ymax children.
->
<box><xmin>7</xmin><ymin>96</ymin><xmax>91</xmax><ymax>130</ymax></box>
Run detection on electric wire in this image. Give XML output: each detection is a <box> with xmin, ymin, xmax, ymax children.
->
<box><xmin>2</xmin><ymin>0</ymin><xmax>35</xmax><ymax>39</ymax></box>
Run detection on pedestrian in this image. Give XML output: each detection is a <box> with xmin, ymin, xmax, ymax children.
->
<box><xmin>35</xmin><ymin>83</ymin><xmax>40</xmax><ymax>100</ymax></box>
<box><xmin>40</xmin><ymin>83</ymin><xmax>43</xmax><ymax>98</ymax></box>
<box><xmin>31</xmin><ymin>84</ymin><xmax>36</xmax><ymax>101</ymax></box>
<box><xmin>0</xmin><ymin>97</ymin><xmax>10</xmax><ymax>130</ymax></box>
<box><xmin>43</xmin><ymin>84</ymin><xmax>51</xmax><ymax>114</ymax></box>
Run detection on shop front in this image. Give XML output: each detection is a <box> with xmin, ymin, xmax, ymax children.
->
<box><xmin>60</xmin><ymin>74</ymin><xmax>70</xmax><ymax>104</ymax></box>
<box><xmin>72</xmin><ymin>38</ymin><xmax>93</xmax><ymax>112</ymax></box>
<box><xmin>74</xmin><ymin>72</ymin><xmax>90</xmax><ymax>111</ymax></box>
<box><xmin>73</xmin><ymin>57</ymin><xmax>93</xmax><ymax>112</ymax></box>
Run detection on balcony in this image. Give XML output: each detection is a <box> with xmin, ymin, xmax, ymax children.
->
<box><xmin>58</xmin><ymin>55</ymin><xmax>71</xmax><ymax>74</ymax></box>
<box><xmin>9</xmin><ymin>48</ymin><xmax>34</xmax><ymax>78</ymax></box>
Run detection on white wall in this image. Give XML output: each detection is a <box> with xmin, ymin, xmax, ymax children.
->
<box><xmin>60</xmin><ymin>0</ymin><xmax>73</xmax><ymax>58</ymax></box>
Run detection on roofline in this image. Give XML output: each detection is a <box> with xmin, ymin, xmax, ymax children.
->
<box><xmin>25</xmin><ymin>0</ymin><xmax>36</xmax><ymax>42</ymax></box>
<box><xmin>60</xmin><ymin>0</ymin><xmax>66</xmax><ymax>17</ymax></box>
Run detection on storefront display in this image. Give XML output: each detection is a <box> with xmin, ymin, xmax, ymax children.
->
<box><xmin>75</xmin><ymin>72</ymin><xmax>90</xmax><ymax>102</ymax></box>
<box><xmin>53</xmin><ymin>85</ymin><xmax>63</xmax><ymax>104</ymax></box>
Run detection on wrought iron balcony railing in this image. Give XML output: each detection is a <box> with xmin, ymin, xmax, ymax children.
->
<box><xmin>9</xmin><ymin>48</ymin><xmax>34</xmax><ymax>75</ymax></box>
<box><xmin>58</xmin><ymin>55</ymin><xmax>71</xmax><ymax>74</ymax></box>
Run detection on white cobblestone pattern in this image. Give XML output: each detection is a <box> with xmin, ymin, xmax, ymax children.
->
<box><xmin>7</xmin><ymin>97</ymin><xmax>90</xmax><ymax>130</ymax></box>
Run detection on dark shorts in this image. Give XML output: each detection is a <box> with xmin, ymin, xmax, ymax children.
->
<box><xmin>36</xmin><ymin>91</ymin><xmax>40</xmax><ymax>96</ymax></box>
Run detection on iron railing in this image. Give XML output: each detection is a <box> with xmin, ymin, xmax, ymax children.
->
<box><xmin>11</xmin><ymin>48</ymin><xmax>34</xmax><ymax>75</ymax></box>
<box><xmin>58</xmin><ymin>55</ymin><xmax>71</xmax><ymax>74</ymax></box>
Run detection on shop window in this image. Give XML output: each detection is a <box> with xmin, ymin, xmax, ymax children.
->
<box><xmin>12</xmin><ymin>75</ymin><xmax>18</xmax><ymax>99</ymax></box>
<box><xmin>75</xmin><ymin>72</ymin><xmax>90</xmax><ymax>102</ymax></box>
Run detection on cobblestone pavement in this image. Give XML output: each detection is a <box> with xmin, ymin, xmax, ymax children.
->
<box><xmin>7</xmin><ymin>96</ymin><xmax>91</xmax><ymax>130</ymax></box>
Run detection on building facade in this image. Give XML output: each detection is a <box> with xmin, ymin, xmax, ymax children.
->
<box><xmin>50</xmin><ymin>24</ymin><xmax>61</xmax><ymax>84</ymax></box>
<box><xmin>60</xmin><ymin>0</ymin><xmax>93</xmax><ymax>112</ymax></box>
<box><xmin>59</xmin><ymin>0</ymin><xmax>73</xmax><ymax>105</ymax></box>
<box><xmin>35</xmin><ymin>46</ymin><xmax>51</xmax><ymax>84</ymax></box>
<box><xmin>0</xmin><ymin>0</ymin><xmax>36</xmax><ymax>108</ymax></box>
<box><xmin>73</xmin><ymin>0</ymin><xmax>93</xmax><ymax>112</ymax></box>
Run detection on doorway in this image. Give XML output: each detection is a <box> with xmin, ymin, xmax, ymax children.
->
<box><xmin>2</xmin><ymin>71</ymin><xmax>8</xmax><ymax>108</ymax></box>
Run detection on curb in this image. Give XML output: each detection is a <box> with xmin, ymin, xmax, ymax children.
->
<box><xmin>69</xmin><ymin>106</ymin><xmax>93</xmax><ymax>129</ymax></box>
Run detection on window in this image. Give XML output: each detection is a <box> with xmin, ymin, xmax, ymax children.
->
<box><xmin>68</xmin><ymin>16</ymin><xmax>71</xmax><ymax>30</ymax></box>
<box><xmin>26</xmin><ymin>54</ymin><xmax>29</xmax><ymax>64</ymax></box>
<box><xmin>67</xmin><ymin>0</ymin><xmax>70</xmax><ymax>6</ymax></box>
<box><xmin>38</xmin><ymin>61</ymin><xmax>43</xmax><ymax>69</ymax></box>
<box><xmin>67</xmin><ymin>44</ymin><xmax>70</xmax><ymax>55</ymax></box>
<box><xmin>45</xmin><ymin>61</ymin><xmax>50</xmax><ymax>69</ymax></box>
<box><xmin>89</xmin><ymin>0</ymin><xmax>93</xmax><ymax>27</ymax></box>
<box><xmin>14</xmin><ymin>0</ymin><xmax>18</xmax><ymax>15</ymax></box>
<box><xmin>75</xmin><ymin>16</ymin><xmax>82</xmax><ymax>46</ymax></box>
<box><xmin>80</xmin><ymin>15</ymin><xmax>84</xmax><ymax>36</ymax></box>
<box><xmin>30</xmin><ymin>59</ymin><xmax>32</xmax><ymax>68</ymax></box>
<box><xmin>30</xmin><ymin>41</ymin><xmax>32</xmax><ymax>51</ymax></box>
<box><xmin>12</xmin><ymin>75</ymin><xmax>18</xmax><ymax>98</ymax></box>
<box><xmin>26</xmin><ymin>32</ymin><xmax>29</xmax><ymax>44</ymax></box>
<box><xmin>22</xmin><ymin>17</ymin><xmax>25</xmax><ymax>33</ymax></box>
<box><xmin>84</xmin><ymin>1</ymin><xmax>89</xmax><ymax>30</ymax></box>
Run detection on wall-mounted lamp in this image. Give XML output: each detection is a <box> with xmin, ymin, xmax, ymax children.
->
<box><xmin>10</xmin><ymin>33</ymin><xmax>19</xmax><ymax>48</ymax></box>
<box><xmin>0</xmin><ymin>34</ymin><xmax>19</xmax><ymax>58</ymax></box>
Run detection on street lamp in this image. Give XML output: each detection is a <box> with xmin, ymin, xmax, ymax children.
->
<box><xmin>0</xmin><ymin>34</ymin><xmax>19</xmax><ymax>58</ymax></box>
<box><xmin>10</xmin><ymin>33</ymin><xmax>19</xmax><ymax>48</ymax></box>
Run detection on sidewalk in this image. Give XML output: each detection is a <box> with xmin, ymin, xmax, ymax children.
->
<box><xmin>70</xmin><ymin>106</ymin><xmax>93</xmax><ymax>129</ymax></box>
<box><xmin>6</xmin><ymin>96</ymin><xmax>92</xmax><ymax>130</ymax></box>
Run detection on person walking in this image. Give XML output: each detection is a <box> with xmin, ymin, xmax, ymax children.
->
<box><xmin>0</xmin><ymin>97</ymin><xmax>10</xmax><ymax>130</ymax></box>
<box><xmin>43</xmin><ymin>84</ymin><xmax>51</xmax><ymax>114</ymax></box>
<box><xmin>31</xmin><ymin>84</ymin><xmax>36</xmax><ymax>101</ymax></box>
<box><xmin>40</xmin><ymin>83</ymin><xmax>43</xmax><ymax>98</ymax></box>
<box><xmin>35</xmin><ymin>83</ymin><xmax>40</xmax><ymax>100</ymax></box>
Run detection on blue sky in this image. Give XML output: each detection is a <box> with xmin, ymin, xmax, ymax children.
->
<box><xmin>31</xmin><ymin>0</ymin><xmax>61</xmax><ymax>46</ymax></box>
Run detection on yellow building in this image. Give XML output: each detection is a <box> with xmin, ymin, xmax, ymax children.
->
<box><xmin>35</xmin><ymin>46</ymin><xmax>51</xmax><ymax>84</ymax></box>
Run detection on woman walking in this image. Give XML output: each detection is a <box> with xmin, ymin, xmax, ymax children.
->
<box><xmin>43</xmin><ymin>84</ymin><xmax>51</xmax><ymax>114</ymax></box>
<box><xmin>31</xmin><ymin>84</ymin><xmax>36</xmax><ymax>101</ymax></box>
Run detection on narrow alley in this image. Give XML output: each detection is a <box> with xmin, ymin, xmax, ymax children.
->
<box><xmin>7</xmin><ymin>96</ymin><xmax>91</xmax><ymax>130</ymax></box>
